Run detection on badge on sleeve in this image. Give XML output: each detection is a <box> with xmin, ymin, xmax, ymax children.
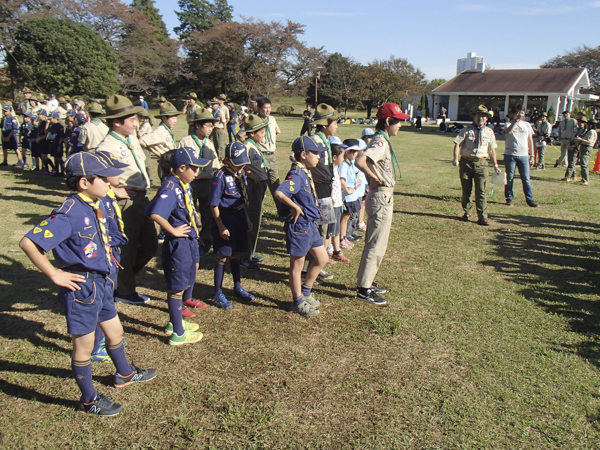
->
<box><xmin>84</xmin><ymin>241</ymin><xmax>98</xmax><ymax>259</ymax></box>
<box><xmin>377</xmin><ymin>141</ymin><xmax>384</xmax><ymax>147</ymax></box>
<box><xmin>44</xmin><ymin>230</ymin><xmax>53</xmax><ymax>238</ymax></box>
<box><xmin>84</xmin><ymin>217</ymin><xmax>90</xmax><ymax>226</ymax></box>
<box><xmin>40</xmin><ymin>220</ymin><xmax>48</xmax><ymax>226</ymax></box>
<box><xmin>33</xmin><ymin>227</ymin><xmax>42</xmax><ymax>234</ymax></box>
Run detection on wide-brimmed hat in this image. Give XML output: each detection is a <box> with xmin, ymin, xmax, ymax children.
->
<box><xmin>102</xmin><ymin>94</ymin><xmax>144</xmax><ymax>119</ymax></box>
<box><xmin>312</xmin><ymin>103</ymin><xmax>341</xmax><ymax>125</ymax></box>
<box><xmin>87</xmin><ymin>101</ymin><xmax>103</xmax><ymax>115</ymax></box>
<box><xmin>158</xmin><ymin>96</ymin><xmax>166</xmax><ymax>102</ymax></box>
<box><xmin>137</xmin><ymin>108</ymin><xmax>149</xmax><ymax>118</ymax></box>
<box><xmin>589</xmin><ymin>119</ymin><xmax>597</xmax><ymax>124</ymax></box>
<box><xmin>186</xmin><ymin>92</ymin><xmax>198</xmax><ymax>100</ymax></box>
<box><xmin>64</xmin><ymin>95</ymin><xmax>71</xmax><ymax>101</ymax></box>
<box><xmin>579</xmin><ymin>117</ymin><xmax>588</xmax><ymax>123</ymax></box>
<box><xmin>154</xmin><ymin>101</ymin><xmax>182</xmax><ymax>119</ymax></box>
<box><xmin>540</xmin><ymin>112</ymin><xmax>548</xmax><ymax>117</ymax></box>
<box><xmin>376</xmin><ymin>103</ymin><xmax>409</xmax><ymax>120</ymax></box>
<box><xmin>209</xmin><ymin>97</ymin><xmax>220</xmax><ymax>105</ymax></box>
<box><xmin>22</xmin><ymin>88</ymin><xmax>33</xmax><ymax>94</ymax></box>
<box><xmin>192</xmin><ymin>107</ymin><xmax>219</xmax><ymax>123</ymax></box>
<box><xmin>243</xmin><ymin>114</ymin><xmax>268</xmax><ymax>133</ymax></box>
<box><xmin>471</xmin><ymin>104</ymin><xmax>493</xmax><ymax>118</ymax></box>
<box><xmin>218</xmin><ymin>94</ymin><xmax>227</xmax><ymax>101</ymax></box>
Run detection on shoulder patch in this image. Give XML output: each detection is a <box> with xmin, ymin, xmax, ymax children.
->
<box><xmin>377</xmin><ymin>141</ymin><xmax>384</xmax><ymax>147</ymax></box>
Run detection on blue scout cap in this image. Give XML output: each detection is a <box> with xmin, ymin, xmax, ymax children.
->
<box><xmin>67</xmin><ymin>109</ymin><xmax>75</xmax><ymax>116</ymax></box>
<box><xmin>37</xmin><ymin>109</ymin><xmax>47</xmax><ymax>116</ymax></box>
<box><xmin>3</xmin><ymin>104</ymin><xmax>12</xmax><ymax>111</ymax></box>
<box><xmin>170</xmin><ymin>147</ymin><xmax>211</xmax><ymax>169</ymax></box>
<box><xmin>65</xmin><ymin>152</ymin><xmax>123</xmax><ymax>178</ymax></box>
<box><xmin>24</xmin><ymin>112</ymin><xmax>34</xmax><ymax>119</ymax></box>
<box><xmin>361</xmin><ymin>128</ymin><xmax>375</xmax><ymax>137</ymax></box>
<box><xmin>50</xmin><ymin>111</ymin><xmax>60</xmax><ymax>119</ymax></box>
<box><xmin>225</xmin><ymin>142</ymin><xmax>250</xmax><ymax>166</ymax></box>
<box><xmin>328</xmin><ymin>136</ymin><xmax>347</xmax><ymax>148</ymax></box>
<box><xmin>292</xmin><ymin>136</ymin><xmax>327</xmax><ymax>154</ymax></box>
<box><xmin>93</xmin><ymin>150</ymin><xmax>129</xmax><ymax>169</ymax></box>
<box><xmin>75</xmin><ymin>113</ymin><xmax>86</xmax><ymax>122</ymax></box>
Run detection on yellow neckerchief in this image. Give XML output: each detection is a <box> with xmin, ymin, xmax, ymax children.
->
<box><xmin>223</xmin><ymin>165</ymin><xmax>248</xmax><ymax>207</ymax></box>
<box><xmin>77</xmin><ymin>192</ymin><xmax>111</xmax><ymax>266</ymax></box>
<box><xmin>174</xmin><ymin>174</ymin><xmax>199</xmax><ymax>237</ymax></box>
<box><xmin>106</xmin><ymin>188</ymin><xmax>126</xmax><ymax>236</ymax></box>
<box><xmin>160</xmin><ymin>122</ymin><xmax>177</xmax><ymax>147</ymax></box>
<box><xmin>293</xmin><ymin>161</ymin><xmax>317</xmax><ymax>201</ymax></box>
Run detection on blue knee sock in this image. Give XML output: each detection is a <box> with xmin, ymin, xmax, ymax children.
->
<box><xmin>72</xmin><ymin>359</ymin><xmax>96</xmax><ymax>403</ymax></box>
<box><xmin>168</xmin><ymin>293</ymin><xmax>184</xmax><ymax>336</ymax></box>
<box><xmin>293</xmin><ymin>295</ymin><xmax>304</xmax><ymax>306</ymax></box>
<box><xmin>105</xmin><ymin>340</ymin><xmax>132</xmax><ymax>377</ymax></box>
<box><xmin>92</xmin><ymin>326</ymin><xmax>105</xmax><ymax>353</ymax></box>
<box><xmin>230</xmin><ymin>258</ymin><xmax>241</xmax><ymax>291</ymax></box>
<box><xmin>214</xmin><ymin>260</ymin><xmax>225</xmax><ymax>296</ymax></box>
<box><xmin>301</xmin><ymin>284</ymin><xmax>312</xmax><ymax>297</ymax></box>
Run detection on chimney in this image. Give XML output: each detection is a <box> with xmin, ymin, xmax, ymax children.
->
<box><xmin>477</xmin><ymin>62</ymin><xmax>486</xmax><ymax>73</ymax></box>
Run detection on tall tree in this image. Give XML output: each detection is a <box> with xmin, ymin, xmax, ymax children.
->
<box><xmin>174</xmin><ymin>0</ymin><xmax>232</xmax><ymax>40</ymax></box>
<box><xmin>542</xmin><ymin>45</ymin><xmax>600</xmax><ymax>93</ymax></box>
<box><xmin>7</xmin><ymin>17</ymin><xmax>119</xmax><ymax>96</ymax></box>
<box><xmin>130</xmin><ymin>0</ymin><xmax>169</xmax><ymax>41</ymax></box>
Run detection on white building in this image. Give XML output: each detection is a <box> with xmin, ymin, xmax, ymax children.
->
<box><xmin>456</xmin><ymin>52</ymin><xmax>484</xmax><ymax>75</ymax></box>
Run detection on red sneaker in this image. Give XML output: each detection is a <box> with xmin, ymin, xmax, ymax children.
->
<box><xmin>332</xmin><ymin>252</ymin><xmax>350</xmax><ymax>262</ymax></box>
<box><xmin>183</xmin><ymin>298</ymin><xmax>207</xmax><ymax>308</ymax></box>
<box><xmin>182</xmin><ymin>308</ymin><xmax>196</xmax><ymax>318</ymax></box>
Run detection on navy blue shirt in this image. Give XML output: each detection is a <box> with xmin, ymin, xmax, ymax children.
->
<box><xmin>276</xmin><ymin>163</ymin><xmax>320</xmax><ymax>224</ymax></box>
<box><xmin>69</xmin><ymin>126</ymin><xmax>83</xmax><ymax>152</ymax></box>
<box><xmin>47</xmin><ymin>122</ymin><xmax>64</xmax><ymax>153</ymax></box>
<box><xmin>19</xmin><ymin>122</ymin><xmax>32</xmax><ymax>148</ymax></box>
<box><xmin>24</xmin><ymin>194</ymin><xmax>118</xmax><ymax>274</ymax></box>
<box><xmin>2</xmin><ymin>115</ymin><xmax>18</xmax><ymax>147</ymax></box>
<box><xmin>145</xmin><ymin>174</ymin><xmax>199</xmax><ymax>240</ymax></box>
<box><xmin>209</xmin><ymin>168</ymin><xmax>247</xmax><ymax>209</ymax></box>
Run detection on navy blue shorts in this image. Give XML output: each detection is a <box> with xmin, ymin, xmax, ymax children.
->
<box><xmin>343</xmin><ymin>199</ymin><xmax>361</xmax><ymax>215</ymax></box>
<box><xmin>212</xmin><ymin>208</ymin><xmax>249</xmax><ymax>256</ymax></box>
<box><xmin>58</xmin><ymin>273</ymin><xmax>117</xmax><ymax>335</ymax></box>
<box><xmin>285</xmin><ymin>221</ymin><xmax>323</xmax><ymax>257</ymax></box>
<box><xmin>162</xmin><ymin>237</ymin><xmax>198</xmax><ymax>291</ymax></box>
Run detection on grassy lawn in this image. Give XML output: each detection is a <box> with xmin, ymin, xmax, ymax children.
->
<box><xmin>2</xmin><ymin>115</ymin><xmax>600</xmax><ymax>449</ymax></box>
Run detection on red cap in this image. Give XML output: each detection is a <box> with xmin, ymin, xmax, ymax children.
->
<box><xmin>376</xmin><ymin>103</ymin><xmax>409</xmax><ymax>120</ymax></box>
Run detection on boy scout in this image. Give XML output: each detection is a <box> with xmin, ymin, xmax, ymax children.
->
<box><xmin>79</xmin><ymin>100</ymin><xmax>109</xmax><ymax>151</ymax></box>
<box><xmin>452</xmin><ymin>104</ymin><xmax>501</xmax><ymax>226</ymax></box>
<box><xmin>182</xmin><ymin>92</ymin><xmax>201</xmax><ymax>135</ymax></box>
<box><xmin>240</xmin><ymin>114</ymin><xmax>269</xmax><ymax>270</ymax></box>
<box><xmin>355</xmin><ymin>103</ymin><xmax>408</xmax><ymax>305</ymax></box>
<box><xmin>178</xmin><ymin>107</ymin><xmax>220</xmax><ymax>259</ymax></box>
<box><xmin>534</xmin><ymin>112</ymin><xmax>551</xmax><ymax>169</ymax></box>
<box><xmin>256</xmin><ymin>97</ymin><xmax>281</xmax><ymax>201</ymax></box>
<box><xmin>96</xmin><ymin>94</ymin><xmax>157</xmax><ymax>306</ymax></box>
<box><xmin>20</xmin><ymin>152</ymin><xmax>157</xmax><ymax>416</ymax></box>
<box><xmin>1</xmin><ymin>105</ymin><xmax>22</xmax><ymax>167</ymax></box>
<box><xmin>210</xmin><ymin>97</ymin><xmax>228</xmax><ymax>160</ymax></box>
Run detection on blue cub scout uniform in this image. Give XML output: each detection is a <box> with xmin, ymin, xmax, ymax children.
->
<box><xmin>47</xmin><ymin>122</ymin><xmax>64</xmax><ymax>156</ymax></box>
<box><xmin>208</xmin><ymin>168</ymin><xmax>249</xmax><ymax>256</ymax></box>
<box><xmin>69</xmin><ymin>125</ymin><xmax>83</xmax><ymax>153</ymax></box>
<box><xmin>24</xmin><ymin>194</ymin><xmax>122</xmax><ymax>335</ymax></box>
<box><xmin>145</xmin><ymin>173</ymin><xmax>200</xmax><ymax>290</ymax></box>
<box><xmin>276</xmin><ymin>164</ymin><xmax>322</xmax><ymax>257</ymax></box>
<box><xmin>2</xmin><ymin>115</ymin><xmax>19</xmax><ymax>149</ymax></box>
<box><xmin>20</xmin><ymin>122</ymin><xmax>32</xmax><ymax>149</ymax></box>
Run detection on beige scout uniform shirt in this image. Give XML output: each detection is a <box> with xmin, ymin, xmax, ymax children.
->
<box><xmin>213</xmin><ymin>107</ymin><xmax>227</xmax><ymax>130</ymax></box>
<box><xmin>138</xmin><ymin>121</ymin><xmax>152</xmax><ymax>138</ymax></box>
<box><xmin>559</xmin><ymin>118</ymin><xmax>577</xmax><ymax>139</ymax></box>
<box><xmin>258</xmin><ymin>116</ymin><xmax>280</xmax><ymax>154</ymax></box>
<box><xmin>179</xmin><ymin>134</ymin><xmax>220</xmax><ymax>180</ymax></box>
<box><xmin>309</xmin><ymin>132</ymin><xmax>333</xmax><ymax>181</ymax></box>
<box><xmin>454</xmin><ymin>125</ymin><xmax>497</xmax><ymax>159</ymax></box>
<box><xmin>79</xmin><ymin>119</ymin><xmax>109</xmax><ymax>151</ymax></box>
<box><xmin>96</xmin><ymin>133</ymin><xmax>150</xmax><ymax>190</ymax></box>
<box><xmin>244</xmin><ymin>138</ymin><xmax>268</xmax><ymax>182</ymax></box>
<box><xmin>364</xmin><ymin>133</ymin><xmax>395</xmax><ymax>188</ymax></box>
<box><xmin>186</xmin><ymin>103</ymin><xmax>201</xmax><ymax>126</ymax></box>
<box><xmin>140</xmin><ymin>123</ymin><xmax>176</xmax><ymax>156</ymax></box>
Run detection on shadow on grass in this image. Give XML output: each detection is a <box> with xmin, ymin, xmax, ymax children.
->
<box><xmin>482</xmin><ymin>214</ymin><xmax>600</xmax><ymax>367</ymax></box>
<box><xmin>0</xmin><ymin>378</ymin><xmax>74</xmax><ymax>409</ymax></box>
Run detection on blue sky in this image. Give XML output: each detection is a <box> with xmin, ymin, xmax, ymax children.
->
<box><xmin>154</xmin><ymin>0</ymin><xmax>600</xmax><ymax>81</ymax></box>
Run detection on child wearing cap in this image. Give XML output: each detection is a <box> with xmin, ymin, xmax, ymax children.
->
<box><xmin>47</xmin><ymin>111</ymin><xmax>65</xmax><ymax>176</ymax></box>
<box><xmin>1</xmin><ymin>105</ymin><xmax>23</xmax><ymax>167</ymax></box>
<box><xmin>274</xmin><ymin>136</ymin><xmax>329</xmax><ymax>317</ymax></box>
<box><xmin>327</xmin><ymin>143</ymin><xmax>350</xmax><ymax>263</ymax></box>
<box><xmin>18</xmin><ymin>113</ymin><xmax>33</xmax><ymax>169</ymax></box>
<box><xmin>339</xmin><ymin>140</ymin><xmax>362</xmax><ymax>250</ymax></box>
<box><xmin>146</xmin><ymin>147</ymin><xmax>210</xmax><ymax>344</ymax></box>
<box><xmin>67</xmin><ymin>113</ymin><xmax>86</xmax><ymax>155</ymax></box>
<box><xmin>35</xmin><ymin>109</ymin><xmax>57</xmax><ymax>174</ymax></box>
<box><xmin>19</xmin><ymin>152</ymin><xmax>157</xmax><ymax>416</ymax></box>
<box><xmin>361</xmin><ymin>128</ymin><xmax>375</xmax><ymax>147</ymax></box>
<box><xmin>208</xmin><ymin>142</ymin><xmax>255</xmax><ymax>309</ymax></box>
<box><xmin>29</xmin><ymin>115</ymin><xmax>40</xmax><ymax>171</ymax></box>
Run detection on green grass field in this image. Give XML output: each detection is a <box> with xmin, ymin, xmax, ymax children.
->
<box><xmin>2</xmin><ymin>114</ymin><xmax>600</xmax><ymax>449</ymax></box>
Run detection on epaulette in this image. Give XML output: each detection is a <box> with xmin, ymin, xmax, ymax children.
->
<box><xmin>214</xmin><ymin>169</ymin><xmax>225</xmax><ymax>180</ymax></box>
<box><xmin>55</xmin><ymin>198</ymin><xmax>76</xmax><ymax>215</ymax></box>
<box><xmin>165</xmin><ymin>180</ymin><xmax>176</xmax><ymax>191</ymax></box>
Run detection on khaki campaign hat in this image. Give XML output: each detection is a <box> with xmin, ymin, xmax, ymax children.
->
<box><xmin>311</xmin><ymin>103</ymin><xmax>341</xmax><ymax>125</ymax></box>
<box><xmin>58</xmin><ymin>96</ymin><xmax>66</xmax><ymax>103</ymax></box>
<box><xmin>102</xmin><ymin>94</ymin><xmax>144</xmax><ymax>119</ymax></box>
<box><xmin>22</xmin><ymin>88</ymin><xmax>33</xmax><ymax>94</ymax></box>
<box><xmin>88</xmin><ymin>101</ymin><xmax>104</xmax><ymax>114</ymax></box>
<box><xmin>192</xmin><ymin>107</ymin><xmax>219</xmax><ymax>123</ymax></box>
<box><xmin>64</xmin><ymin>95</ymin><xmax>71</xmax><ymax>101</ymax></box>
<box><xmin>218</xmin><ymin>93</ymin><xmax>227</xmax><ymax>101</ymax></box>
<box><xmin>209</xmin><ymin>97</ymin><xmax>220</xmax><ymax>105</ymax></box>
<box><xmin>186</xmin><ymin>92</ymin><xmax>198</xmax><ymax>100</ymax></box>
<box><xmin>158</xmin><ymin>96</ymin><xmax>166</xmax><ymax>103</ymax></box>
<box><xmin>540</xmin><ymin>112</ymin><xmax>548</xmax><ymax>117</ymax></box>
<box><xmin>471</xmin><ymin>104</ymin><xmax>493</xmax><ymax>118</ymax></box>
<box><xmin>243</xmin><ymin>114</ymin><xmax>268</xmax><ymax>133</ymax></box>
<box><xmin>137</xmin><ymin>108</ymin><xmax>150</xmax><ymax>118</ymax></box>
<box><xmin>589</xmin><ymin>119</ymin><xmax>597</xmax><ymax>124</ymax></box>
<box><xmin>154</xmin><ymin>101</ymin><xmax>183</xmax><ymax>119</ymax></box>
<box><xmin>579</xmin><ymin>117</ymin><xmax>588</xmax><ymax>123</ymax></box>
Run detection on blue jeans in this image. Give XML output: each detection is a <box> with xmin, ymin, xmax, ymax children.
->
<box><xmin>504</xmin><ymin>154</ymin><xmax>533</xmax><ymax>201</ymax></box>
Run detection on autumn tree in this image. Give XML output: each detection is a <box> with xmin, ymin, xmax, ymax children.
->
<box><xmin>542</xmin><ymin>45</ymin><xmax>600</xmax><ymax>93</ymax></box>
<box><xmin>7</xmin><ymin>17</ymin><xmax>119</xmax><ymax>96</ymax></box>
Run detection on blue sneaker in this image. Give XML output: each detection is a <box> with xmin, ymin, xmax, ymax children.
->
<box><xmin>212</xmin><ymin>293</ymin><xmax>233</xmax><ymax>309</ymax></box>
<box><xmin>234</xmin><ymin>287</ymin><xmax>254</xmax><ymax>302</ymax></box>
<box><xmin>241</xmin><ymin>259</ymin><xmax>260</xmax><ymax>270</ymax></box>
<box><xmin>251</xmin><ymin>253</ymin><xmax>264</xmax><ymax>263</ymax></box>
<box><xmin>91</xmin><ymin>345</ymin><xmax>111</xmax><ymax>363</ymax></box>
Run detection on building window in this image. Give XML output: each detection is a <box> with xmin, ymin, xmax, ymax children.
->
<box><xmin>526</xmin><ymin>96</ymin><xmax>548</xmax><ymax>115</ymax></box>
<box><xmin>457</xmin><ymin>95</ymin><xmax>506</xmax><ymax>121</ymax></box>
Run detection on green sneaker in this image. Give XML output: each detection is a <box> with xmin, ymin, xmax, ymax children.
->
<box><xmin>169</xmin><ymin>330</ymin><xmax>204</xmax><ymax>346</ymax></box>
<box><xmin>290</xmin><ymin>301</ymin><xmax>320</xmax><ymax>317</ymax></box>
<box><xmin>303</xmin><ymin>294</ymin><xmax>320</xmax><ymax>308</ymax></box>
<box><xmin>165</xmin><ymin>320</ymin><xmax>199</xmax><ymax>336</ymax></box>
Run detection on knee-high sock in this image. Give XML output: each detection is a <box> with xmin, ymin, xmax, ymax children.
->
<box><xmin>214</xmin><ymin>260</ymin><xmax>225</xmax><ymax>296</ymax></box>
<box><xmin>168</xmin><ymin>292</ymin><xmax>184</xmax><ymax>336</ymax></box>
<box><xmin>183</xmin><ymin>283</ymin><xmax>194</xmax><ymax>301</ymax></box>
<box><xmin>72</xmin><ymin>359</ymin><xmax>96</xmax><ymax>403</ymax></box>
<box><xmin>106</xmin><ymin>340</ymin><xmax>132</xmax><ymax>376</ymax></box>
<box><xmin>230</xmin><ymin>259</ymin><xmax>241</xmax><ymax>291</ymax></box>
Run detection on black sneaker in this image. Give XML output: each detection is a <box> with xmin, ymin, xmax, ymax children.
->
<box><xmin>526</xmin><ymin>200</ymin><xmax>539</xmax><ymax>208</ymax></box>
<box><xmin>114</xmin><ymin>362</ymin><xmax>157</xmax><ymax>388</ymax></box>
<box><xmin>370</xmin><ymin>282</ymin><xmax>387</xmax><ymax>294</ymax></box>
<box><xmin>356</xmin><ymin>288</ymin><xmax>387</xmax><ymax>306</ymax></box>
<box><xmin>77</xmin><ymin>393</ymin><xmax>123</xmax><ymax>416</ymax></box>
<box><xmin>506</xmin><ymin>199</ymin><xmax>513</xmax><ymax>206</ymax></box>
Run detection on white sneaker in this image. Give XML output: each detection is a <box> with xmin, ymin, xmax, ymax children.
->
<box><xmin>326</xmin><ymin>244</ymin><xmax>333</xmax><ymax>255</ymax></box>
<box><xmin>357</xmin><ymin>222</ymin><xmax>366</xmax><ymax>231</ymax></box>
